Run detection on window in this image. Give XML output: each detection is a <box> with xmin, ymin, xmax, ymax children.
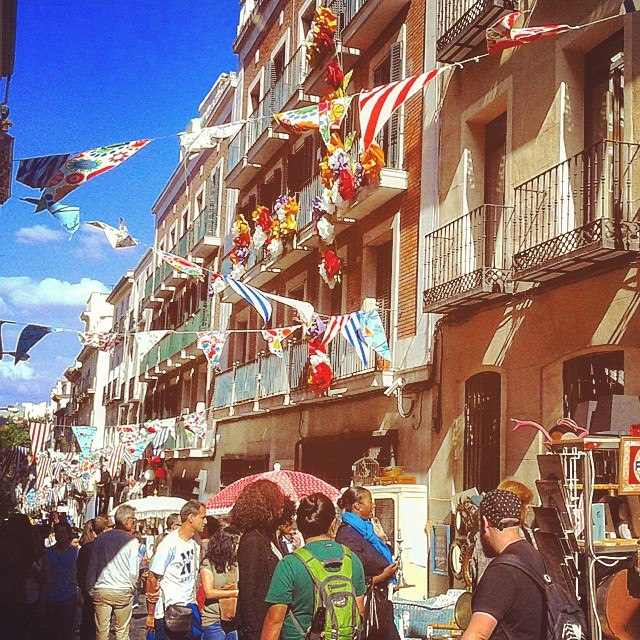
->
<box><xmin>181</xmin><ymin>209</ymin><xmax>189</xmax><ymax>236</ymax></box>
<box><xmin>273</xmin><ymin>45</ymin><xmax>286</xmax><ymax>83</ymax></box>
<box><xmin>464</xmin><ymin>372</ymin><xmax>501</xmax><ymax>493</ymax></box>
<box><xmin>195</xmin><ymin>187</ymin><xmax>206</xmax><ymax>219</ymax></box>
<box><xmin>563</xmin><ymin>351</ymin><xmax>624</xmax><ymax>418</ymax></box>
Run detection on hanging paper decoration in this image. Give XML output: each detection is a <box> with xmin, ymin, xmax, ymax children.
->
<box><xmin>359</xmin><ymin>68</ymin><xmax>446</xmax><ymax>151</ymax></box>
<box><xmin>147</xmin><ymin>418</ymin><xmax>176</xmax><ymax>454</ymax></box>
<box><xmin>135</xmin><ymin>330</ymin><xmax>169</xmax><ymax>357</ymax></box>
<box><xmin>227</xmin><ymin>278</ymin><xmax>273</xmax><ymax>323</ymax></box>
<box><xmin>49</xmin><ymin>202</ymin><xmax>80</xmax><ymax>236</ymax></box>
<box><xmin>360</xmin><ymin>141</ymin><xmax>386</xmax><ymax>183</ymax></box>
<box><xmin>622</xmin><ymin>1</ymin><xmax>639</xmax><ymax>13</ymax></box>
<box><xmin>183</xmin><ymin>411</ymin><xmax>208</xmax><ymax>443</ymax></box>
<box><xmin>179</xmin><ymin>122</ymin><xmax>245</xmax><ymax>153</ymax></box>
<box><xmin>230</xmin><ymin>213</ymin><xmax>252</xmax><ymax>270</ymax></box>
<box><xmin>208</xmin><ymin>272</ymin><xmax>226</xmax><ymax>297</ymax></box>
<box><xmin>305</xmin><ymin>6</ymin><xmax>338</xmax><ymax>69</ymax></box>
<box><xmin>197</xmin><ymin>331</ymin><xmax>229</xmax><ymax>367</ymax></box>
<box><xmin>316</xmin><ymin>215</ymin><xmax>335</xmax><ymax>244</ymax></box>
<box><xmin>319</xmin><ymin>249</ymin><xmax>342</xmax><ymax>289</ymax></box>
<box><xmin>325</xmin><ymin>61</ymin><xmax>344</xmax><ymax>91</ymax></box>
<box><xmin>360</xmin><ymin>309</ymin><xmax>391</xmax><ymax>362</ymax></box>
<box><xmin>307</xmin><ymin>338</ymin><xmax>333</xmax><ymax>395</ymax></box>
<box><xmin>157</xmin><ymin>250</ymin><xmax>204</xmax><ymax>279</ymax></box>
<box><xmin>262</xmin><ymin>327</ymin><xmax>297</xmax><ymax>358</ymax></box>
<box><xmin>86</xmin><ymin>218</ymin><xmax>139</xmax><ymax>248</ymax></box>
<box><xmin>28</xmin><ymin>420</ymin><xmax>52</xmax><ymax>456</ymax></box>
<box><xmin>263</xmin><ymin>292</ymin><xmax>315</xmax><ymax>326</ymax></box>
<box><xmin>251</xmin><ymin>205</ymin><xmax>279</xmax><ymax>254</ymax></box>
<box><xmin>274</xmin><ymin>104</ymin><xmax>319</xmax><ymax>134</ymax></box>
<box><xmin>32</xmin><ymin>139</ymin><xmax>151</xmax><ymax>212</ymax></box>
<box><xmin>108</xmin><ymin>443</ymin><xmax>125</xmax><ymax>477</ymax></box>
<box><xmin>318</xmin><ymin>97</ymin><xmax>352</xmax><ymax>146</ymax></box>
<box><xmin>78</xmin><ymin>331</ymin><xmax>117</xmax><ymax>352</ymax></box>
<box><xmin>486</xmin><ymin>12</ymin><xmax>573</xmax><ymax>55</ymax></box>
<box><xmin>273</xmin><ymin>196</ymin><xmax>299</xmax><ymax>237</ymax></box>
<box><xmin>15</xmin><ymin>324</ymin><xmax>54</xmax><ymax>364</ymax></box>
<box><xmin>71</xmin><ymin>426</ymin><xmax>97</xmax><ymax>458</ymax></box>
<box><xmin>116</xmin><ymin>425</ymin><xmax>155</xmax><ymax>466</ymax></box>
<box><xmin>341</xmin><ymin>312</ymin><xmax>368</xmax><ymax>366</ymax></box>
<box><xmin>319</xmin><ymin>134</ymin><xmax>359</xmax><ymax>216</ymax></box>
<box><xmin>17</xmin><ymin>153</ymin><xmax>71</xmax><ymax>188</ymax></box>
<box><xmin>307</xmin><ymin>315</ymin><xmax>326</xmax><ymax>341</ymax></box>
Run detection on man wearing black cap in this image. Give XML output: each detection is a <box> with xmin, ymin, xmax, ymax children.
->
<box><xmin>461</xmin><ymin>489</ymin><xmax>545</xmax><ymax>640</ymax></box>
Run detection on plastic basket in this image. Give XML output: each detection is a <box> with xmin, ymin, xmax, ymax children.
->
<box><xmin>393</xmin><ymin>598</ymin><xmax>457</xmax><ymax>639</ymax></box>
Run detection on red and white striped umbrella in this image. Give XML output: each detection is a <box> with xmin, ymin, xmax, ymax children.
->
<box><xmin>206</xmin><ymin>469</ymin><xmax>341</xmax><ymax>515</ymax></box>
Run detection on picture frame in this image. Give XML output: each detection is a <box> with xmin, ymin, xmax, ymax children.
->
<box><xmin>619</xmin><ymin>437</ymin><xmax>640</xmax><ymax>495</ymax></box>
<box><xmin>430</xmin><ymin>524</ymin><xmax>451</xmax><ymax>576</ymax></box>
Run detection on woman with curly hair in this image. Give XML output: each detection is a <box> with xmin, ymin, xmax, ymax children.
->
<box><xmin>230</xmin><ymin>479</ymin><xmax>285</xmax><ymax>640</ymax></box>
<box><xmin>200</xmin><ymin>526</ymin><xmax>241</xmax><ymax>640</ymax></box>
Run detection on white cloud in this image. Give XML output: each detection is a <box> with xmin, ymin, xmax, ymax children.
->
<box><xmin>75</xmin><ymin>224</ymin><xmax>108</xmax><ymax>260</ymax></box>
<box><xmin>0</xmin><ymin>276</ymin><xmax>109</xmax><ymax>310</ymax></box>
<box><xmin>15</xmin><ymin>224</ymin><xmax>66</xmax><ymax>244</ymax></box>
<box><xmin>0</xmin><ymin>361</ymin><xmax>36</xmax><ymax>380</ymax></box>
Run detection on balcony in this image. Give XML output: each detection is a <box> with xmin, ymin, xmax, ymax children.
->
<box><xmin>141</xmin><ymin>301</ymin><xmax>212</xmax><ymax>374</ymax></box>
<box><xmin>329</xmin><ymin>0</ymin><xmax>411</xmax><ymax>50</ymax></box>
<box><xmin>436</xmin><ymin>0</ymin><xmax>519</xmax><ymax>63</ymax></box>
<box><xmin>191</xmin><ymin>212</ymin><xmax>222</xmax><ymax>259</ymax></box>
<box><xmin>212</xmin><ymin>307</ymin><xmax>391</xmax><ymax>411</ymax></box>
<box><xmin>301</xmin><ymin>41</ymin><xmax>360</xmax><ymax>98</ymax></box>
<box><xmin>272</xmin><ymin>46</ymin><xmax>319</xmax><ymax>116</ymax></box>
<box><xmin>226</xmin><ymin>123</ymin><xmax>261</xmax><ymax>190</ymax></box>
<box><xmin>143</xmin><ymin>275</ymin><xmax>162</xmax><ymax>309</ymax></box>
<box><xmin>512</xmin><ymin>140</ymin><xmax>640</xmax><ymax>283</ymax></box>
<box><xmin>245</xmin><ymin>90</ymin><xmax>289</xmax><ymax>166</ymax></box>
<box><xmin>423</xmin><ymin>204</ymin><xmax>514</xmax><ymax>314</ymax></box>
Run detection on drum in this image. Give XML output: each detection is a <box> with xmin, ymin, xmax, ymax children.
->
<box><xmin>596</xmin><ymin>569</ymin><xmax>640</xmax><ymax>640</ymax></box>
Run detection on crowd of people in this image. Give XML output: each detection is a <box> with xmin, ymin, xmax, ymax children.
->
<box><xmin>0</xmin><ymin>478</ymin><xmax>575</xmax><ymax>640</ymax></box>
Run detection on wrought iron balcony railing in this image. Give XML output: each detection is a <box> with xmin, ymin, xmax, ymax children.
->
<box><xmin>436</xmin><ymin>0</ymin><xmax>519</xmax><ymax>63</ymax></box>
<box><xmin>423</xmin><ymin>204</ymin><xmax>514</xmax><ymax>313</ymax></box>
<box><xmin>212</xmin><ymin>306</ymin><xmax>392</xmax><ymax>409</ymax></box>
<box><xmin>513</xmin><ymin>139</ymin><xmax>640</xmax><ymax>280</ymax></box>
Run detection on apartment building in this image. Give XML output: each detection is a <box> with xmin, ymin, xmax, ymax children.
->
<box><xmin>207</xmin><ymin>0</ymin><xmax>434</xmax><ymax>490</ymax></box>
<box><xmin>64</xmin><ymin>291</ymin><xmax>113</xmax><ymax>449</ymax></box>
<box><xmin>421</xmin><ymin>0</ymin><xmax>640</xmax><ymax>555</ymax></box>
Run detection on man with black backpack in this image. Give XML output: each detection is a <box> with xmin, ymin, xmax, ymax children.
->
<box><xmin>261</xmin><ymin>492</ymin><xmax>366</xmax><ymax>640</ymax></box>
<box><xmin>462</xmin><ymin>489</ymin><xmax>587</xmax><ymax>640</ymax></box>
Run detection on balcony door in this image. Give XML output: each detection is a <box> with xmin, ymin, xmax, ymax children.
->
<box><xmin>584</xmin><ymin>33</ymin><xmax>624</xmax><ymax>224</ymax></box>
<box><xmin>483</xmin><ymin>113</ymin><xmax>507</xmax><ymax>269</ymax></box>
<box><xmin>464</xmin><ymin>372</ymin><xmax>501</xmax><ymax>493</ymax></box>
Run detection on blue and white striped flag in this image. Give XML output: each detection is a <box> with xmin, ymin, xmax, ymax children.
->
<box><xmin>227</xmin><ymin>278</ymin><xmax>273</xmax><ymax>324</ymax></box>
<box><xmin>341</xmin><ymin>312</ymin><xmax>369</xmax><ymax>367</ymax></box>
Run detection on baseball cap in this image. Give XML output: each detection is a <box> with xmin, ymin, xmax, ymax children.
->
<box><xmin>480</xmin><ymin>489</ymin><xmax>523</xmax><ymax>530</ymax></box>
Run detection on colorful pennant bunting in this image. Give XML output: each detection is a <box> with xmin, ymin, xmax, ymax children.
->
<box><xmin>261</xmin><ymin>326</ymin><xmax>297</xmax><ymax>358</ymax></box>
<box><xmin>321</xmin><ymin>314</ymin><xmax>351</xmax><ymax>346</ymax></box>
<box><xmin>71</xmin><ymin>426</ymin><xmax>97</xmax><ymax>458</ymax></box>
<box><xmin>16</xmin><ymin>153</ymin><xmax>71</xmax><ymax>188</ymax></box>
<box><xmin>263</xmin><ymin>292</ymin><xmax>314</xmax><ymax>326</ymax></box>
<box><xmin>486</xmin><ymin>12</ymin><xmax>573</xmax><ymax>55</ymax></box>
<box><xmin>0</xmin><ymin>320</ymin><xmax>15</xmax><ymax>358</ymax></box>
<box><xmin>341</xmin><ymin>312</ymin><xmax>369</xmax><ymax>366</ymax></box>
<box><xmin>86</xmin><ymin>218</ymin><xmax>139</xmax><ymax>248</ymax></box>
<box><xmin>134</xmin><ymin>330</ymin><xmax>169</xmax><ymax>357</ymax></box>
<box><xmin>227</xmin><ymin>278</ymin><xmax>273</xmax><ymax>324</ymax></box>
<box><xmin>15</xmin><ymin>324</ymin><xmax>54</xmax><ymax>364</ymax></box>
<box><xmin>49</xmin><ymin>203</ymin><xmax>80</xmax><ymax>236</ymax></box>
<box><xmin>28</xmin><ymin>420</ymin><xmax>52</xmax><ymax>456</ymax></box>
<box><xmin>157</xmin><ymin>250</ymin><xmax>204</xmax><ymax>279</ymax></box>
<box><xmin>319</xmin><ymin>97</ymin><xmax>352</xmax><ymax>146</ymax></box>
<box><xmin>79</xmin><ymin>331</ymin><xmax>117</xmax><ymax>351</ymax></box>
<box><xmin>180</xmin><ymin>122</ymin><xmax>245</xmax><ymax>153</ymax></box>
<box><xmin>274</xmin><ymin>104</ymin><xmax>319</xmax><ymax>134</ymax></box>
<box><xmin>197</xmin><ymin>331</ymin><xmax>229</xmax><ymax>367</ymax></box>
<box><xmin>31</xmin><ymin>139</ymin><xmax>151</xmax><ymax>212</ymax></box>
<box><xmin>183</xmin><ymin>411</ymin><xmax>208</xmax><ymax>443</ymax></box>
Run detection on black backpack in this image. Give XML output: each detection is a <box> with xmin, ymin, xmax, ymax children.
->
<box><xmin>490</xmin><ymin>555</ymin><xmax>589</xmax><ymax>640</ymax></box>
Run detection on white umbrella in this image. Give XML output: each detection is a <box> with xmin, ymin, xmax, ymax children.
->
<box><xmin>110</xmin><ymin>496</ymin><xmax>186</xmax><ymax>519</ymax></box>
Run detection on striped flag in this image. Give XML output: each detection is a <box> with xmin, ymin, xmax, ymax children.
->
<box><xmin>321</xmin><ymin>314</ymin><xmax>351</xmax><ymax>346</ymax></box>
<box><xmin>486</xmin><ymin>12</ymin><xmax>572</xmax><ymax>55</ymax></box>
<box><xmin>227</xmin><ymin>278</ymin><xmax>273</xmax><ymax>323</ymax></box>
<box><xmin>152</xmin><ymin>425</ymin><xmax>173</xmax><ymax>454</ymax></box>
<box><xmin>359</xmin><ymin>68</ymin><xmax>446</xmax><ymax>151</ymax></box>
<box><xmin>342</xmin><ymin>312</ymin><xmax>369</xmax><ymax>366</ymax></box>
<box><xmin>0</xmin><ymin>446</ymin><xmax>13</xmax><ymax>482</ymax></box>
<box><xmin>108</xmin><ymin>443</ymin><xmax>125</xmax><ymax>477</ymax></box>
<box><xmin>28</xmin><ymin>420</ymin><xmax>53</xmax><ymax>455</ymax></box>
<box><xmin>14</xmin><ymin>445</ymin><xmax>28</xmax><ymax>472</ymax></box>
<box><xmin>35</xmin><ymin>452</ymin><xmax>53</xmax><ymax>491</ymax></box>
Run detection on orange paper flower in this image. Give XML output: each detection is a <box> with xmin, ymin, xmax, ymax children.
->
<box><xmin>360</xmin><ymin>141</ymin><xmax>386</xmax><ymax>181</ymax></box>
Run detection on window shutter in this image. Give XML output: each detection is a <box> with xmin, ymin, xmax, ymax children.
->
<box><xmin>388</xmin><ymin>42</ymin><xmax>403</xmax><ymax>167</ymax></box>
<box><xmin>301</xmin><ymin>136</ymin><xmax>313</xmax><ymax>185</ymax></box>
<box><xmin>209</xmin><ymin>166</ymin><xmax>220</xmax><ymax>234</ymax></box>
<box><xmin>265</xmin><ymin>61</ymin><xmax>277</xmax><ymax>113</ymax></box>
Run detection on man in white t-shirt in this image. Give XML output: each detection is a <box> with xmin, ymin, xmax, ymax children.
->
<box><xmin>146</xmin><ymin>500</ymin><xmax>207</xmax><ymax>640</ymax></box>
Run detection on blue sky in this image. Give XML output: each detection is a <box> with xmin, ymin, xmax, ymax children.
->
<box><xmin>0</xmin><ymin>1</ymin><xmax>239</xmax><ymax>404</ymax></box>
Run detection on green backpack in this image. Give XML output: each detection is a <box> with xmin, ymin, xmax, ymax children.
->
<box><xmin>290</xmin><ymin>545</ymin><xmax>361</xmax><ymax>640</ymax></box>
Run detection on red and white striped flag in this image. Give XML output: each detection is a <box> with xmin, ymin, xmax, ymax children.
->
<box><xmin>359</xmin><ymin>67</ymin><xmax>446</xmax><ymax>151</ymax></box>
<box><xmin>487</xmin><ymin>12</ymin><xmax>573</xmax><ymax>55</ymax></box>
<box><xmin>108</xmin><ymin>443</ymin><xmax>125</xmax><ymax>478</ymax></box>
<box><xmin>28</xmin><ymin>420</ymin><xmax>52</xmax><ymax>455</ymax></box>
<box><xmin>35</xmin><ymin>452</ymin><xmax>53</xmax><ymax>491</ymax></box>
<box><xmin>321</xmin><ymin>314</ymin><xmax>351</xmax><ymax>346</ymax></box>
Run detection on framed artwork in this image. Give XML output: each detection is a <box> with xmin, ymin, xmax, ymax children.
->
<box><xmin>430</xmin><ymin>524</ymin><xmax>451</xmax><ymax>576</ymax></box>
<box><xmin>619</xmin><ymin>437</ymin><xmax>640</xmax><ymax>494</ymax></box>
